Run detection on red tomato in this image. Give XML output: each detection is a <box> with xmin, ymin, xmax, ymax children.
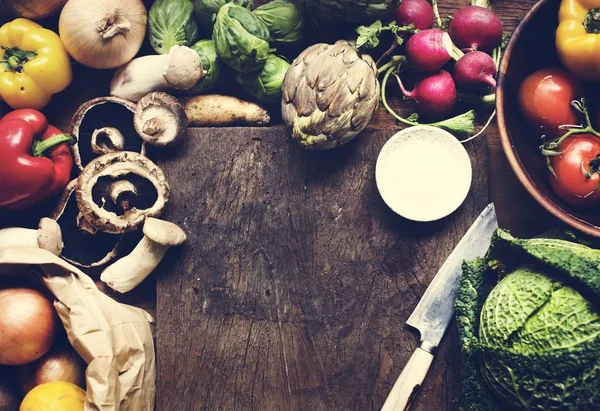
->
<box><xmin>550</xmin><ymin>135</ymin><xmax>600</xmax><ymax>207</ymax></box>
<box><xmin>519</xmin><ymin>68</ymin><xmax>583</xmax><ymax>138</ymax></box>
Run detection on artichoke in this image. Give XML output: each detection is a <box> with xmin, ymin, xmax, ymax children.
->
<box><xmin>213</xmin><ymin>3</ymin><xmax>271</xmax><ymax>73</ymax></box>
<box><xmin>253</xmin><ymin>0</ymin><xmax>304</xmax><ymax>46</ymax></box>
<box><xmin>236</xmin><ymin>55</ymin><xmax>290</xmax><ymax>103</ymax></box>
<box><xmin>194</xmin><ymin>0</ymin><xmax>252</xmax><ymax>34</ymax></box>
<box><xmin>149</xmin><ymin>0</ymin><xmax>199</xmax><ymax>54</ymax></box>
<box><xmin>302</xmin><ymin>0</ymin><xmax>399</xmax><ymax>23</ymax></box>
<box><xmin>282</xmin><ymin>40</ymin><xmax>379</xmax><ymax>150</ymax></box>
<box><xmin>185</xmin><ymin>39</ymin><xmax>222</xmax><ymax>94</ymax></box>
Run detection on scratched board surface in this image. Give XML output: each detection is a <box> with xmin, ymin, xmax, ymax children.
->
<box><xmin>155</xmin><ymin>125</ymin><xmax>488</xmax><ymax>410</ymax></box>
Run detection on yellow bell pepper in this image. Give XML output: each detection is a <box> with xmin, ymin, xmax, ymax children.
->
<box><xmin>0</xmin><ymin>19</ymin><xmax>72</xmax><ymax>109</ymax></box>
<box><xmin>556</xmin><ymin>0</ymin><xmax>600</xmax><ymax>82</ymax></box>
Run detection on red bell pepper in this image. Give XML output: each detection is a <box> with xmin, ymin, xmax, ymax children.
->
<box><xmin>0</xmin><ymin>109</ymin><xmax>74</xmax><ymax>210</ymax></box>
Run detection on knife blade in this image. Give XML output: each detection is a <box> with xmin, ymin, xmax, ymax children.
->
<box><xmin>381</xmin><ymin>203</ymin><xmax>498</xmax><ymax>411</ymax></box>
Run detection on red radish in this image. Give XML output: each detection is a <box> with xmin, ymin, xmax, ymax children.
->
<box><xmin>395</xmin><ymin>0</ymin><xmax>435</xmax><ymax>30</ymax></box>
<box><xmin>449</xmin><ymin>6</ymin><xmax>503</xmax><ymax>52</ymax></box>
<box><xmin>397</xmin><ymin>70</ymin><xmax>457</xmax><ymax>119</ymax></box>
<box><xmin>406</xmin><ymin>29</ymin><xmax>454</xmax><ymax>72</ymax></box>
<box><xmin>453</xmin><ymin>51</ymin><xmax>496</xmax><ymax>90</ymax></box>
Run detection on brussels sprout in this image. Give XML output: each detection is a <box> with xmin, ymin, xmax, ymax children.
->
<box><xmin>253</xmin><ymin>0</ymin><xmax>304</xmax><ymax>45</ymax></box>
<box><xmin>184</xmin><ymin>40</ymin><xmax>222</xmax><ymax>94</ymax></box>
<box><xmin>193</xmin><ymin>0</ymin><xmax>252</xmax><ymax>34</ymax></box>
<box><xmin>213</xmin><ymin>3</ymin><xmax>270</xmax><ymax>73</ymax></box>
<box><xmin>235</xmin><ymin>55</ymin><xmax>290</xmax><ymax>103</ymax></box>
<box><xmin>149</xmin><ymin>0</ymin><xmax>200</xmax><ymax>54</ymax></box>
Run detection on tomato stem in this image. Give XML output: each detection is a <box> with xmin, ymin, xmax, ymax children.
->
<box><xmin>541</xmin><ymin>98</ymin><xmax>600</xmax><ymax>153</ymax></box>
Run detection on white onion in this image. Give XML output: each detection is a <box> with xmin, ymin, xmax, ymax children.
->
<box><xmin>59</xmin><ymin>0</ymin><xmax>147</xmax><ymax>69</ymax></box>
<box><xmin>0</xmin><ymin>288</ymin><xmax>57</xmax><ymax>366</ymax></box>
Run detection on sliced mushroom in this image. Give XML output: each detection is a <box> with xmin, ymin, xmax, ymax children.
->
<box><xmin>134</xmin><ymin>92</ymin><xmax>188</xmax><ymax>147</ymax></box>
<box><xmin>76</xmin><ymin>152</ymin><xmax>170</xmax><ymax>234</ymax></box>
<box><xmin>91</xmin><ymin>127</ymin><xmax>126</xmax><ymax>155</ymax></box>
<box><xmin>70</xmin><ymin>96</ymin><xmax>147</xmax><ymax>171</ymax></box>
<box><xmin>51</xmin><ymin>179</ymin><xmax>139</xmax><ymax>268</ymax></box>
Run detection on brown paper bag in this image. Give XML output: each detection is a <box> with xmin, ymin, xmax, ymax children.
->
<box><xmin>0</xmin><ymin>247</ymin><xmax>155</xmax><ymax>411</ymax></box>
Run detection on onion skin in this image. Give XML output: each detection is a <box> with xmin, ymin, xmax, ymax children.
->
<box><xmin>7</xmin><ymin>0</ymin><xmax>68</xmax><ymax>19</ymax></box>
<box><xmin>0</xmin><ymin>288</ymin><xmax>57</xmax><ymax>366</ymax></box>
<box><xmin>59</xmin><ymin>0</ymin><xmax>147</xmax><ymax>69</ymax></box>
<box><xmin>17</xmin><ymin>345</ymin><xmax>86</xmax><ymax>394</ymax></box>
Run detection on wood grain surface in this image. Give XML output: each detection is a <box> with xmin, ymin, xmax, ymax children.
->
<box><xmin>155</xmin><ymin>126</ymin><xmax>487</xmax><ymax>410</ymax></box>
<box><xmin>0</xmin><ymin>0</ymin><xmax>559</xmax><ymax>409</ymax></box>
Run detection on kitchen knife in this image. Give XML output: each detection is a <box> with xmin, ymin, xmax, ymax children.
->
<box><xmin>381</xmin><ymin>203</ymin><xmax>498</xmax><ymax>411</ymax></box>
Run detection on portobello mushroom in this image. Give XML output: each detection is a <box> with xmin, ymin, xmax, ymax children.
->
<box><xmin>70</xmin><ymin>97</ymin><xmax>147</xmax><ymax>171</ymax></box>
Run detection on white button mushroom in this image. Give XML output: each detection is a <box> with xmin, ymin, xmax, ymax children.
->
<box><xmin>100</xmin><ymin>218</ymin><xmax>187</xmax><ymax>293</ymax></box>
<box><xmin>0</xmin><ymin>218</ymin><xmax>63</xmax><ymax>256</ymax></box>
<box><xmin>133</xmin><ymin>92</ymin><xmax>188</xmax><ymax>147</ymax></box>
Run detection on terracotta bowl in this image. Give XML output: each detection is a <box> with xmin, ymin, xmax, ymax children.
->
<box><xmin>497</xmin><ymin>0</ymin><xmax>600</xmax><ymax>237</ymax></box>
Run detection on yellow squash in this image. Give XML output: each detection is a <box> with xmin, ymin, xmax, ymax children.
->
<box><xmin>556</xmin><ymin>0</ymin><xmax>600</xmax><ymax>82</ymax></box>
<box><xmin>0</xmin><ymin>18</ymin><xmax>72</xmax><ymax>109</ymax></box>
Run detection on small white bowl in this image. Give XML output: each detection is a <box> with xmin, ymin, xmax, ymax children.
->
<box><xmin>375</xmin><ymin>125</ymin><xmax>472</xmax><ymax>222</ymax></box>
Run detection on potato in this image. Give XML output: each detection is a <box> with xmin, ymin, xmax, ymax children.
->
<box><xmin>181</xmin><ymin>95</ymin><xmax>271</xmax><ymax>127</ymax></box>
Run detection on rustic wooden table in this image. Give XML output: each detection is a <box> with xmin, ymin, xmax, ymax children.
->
<box><xmin>2</xmin><ymin>0</ymin><xmax>555</xmax><ymax>409</ymax></box>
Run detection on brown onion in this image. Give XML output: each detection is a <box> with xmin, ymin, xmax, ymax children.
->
<box><xmin>0</xmin><ymin>374</ymin><xmax>18</xmax><ymax>411</ymax></box>
<box><xmin>17</xmin><ymin>345</ymin><xmax>86</xmax><ymax>393</ymax></box>
<box><xmin>0</xmin><ymin>288</ymin><xmax>57</xmax><ymax>366</ymax></box>
<box><xmin>6</xmin><ymin>0</ymin><xmax>67</xmax><ymax>19</ymax></box>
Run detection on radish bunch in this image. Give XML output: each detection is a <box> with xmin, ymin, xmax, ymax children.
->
<box><xmin>390</xmin><ymin>0</ymin><xmax>503</xmax><ymax>120</ymax></box>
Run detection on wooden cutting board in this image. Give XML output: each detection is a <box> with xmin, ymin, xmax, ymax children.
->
<box><xmin>156</xmin><ymin>125</ymin><xmax>488</xmax><ymax>410</ymax></box>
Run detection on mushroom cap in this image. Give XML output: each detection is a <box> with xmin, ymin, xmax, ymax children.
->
<box><xmin>143</xmin><ymin>218</ymin><xmax>187</xmax><ymax>246</ymax></box>
<box><xmin>69</xmin><ymin>96</ymin><xmax>146</xmax><ymax>172</ymax></box>
<box><xmin>76</xmin><ymin>151</ymin><xmax>170</xmax><ymax>234</ymax></box>
<box><xmin>134</xmin><ymin>92</ymin><xmax>188</xmax><ymax>147</ymax></box>
<box><xmin>37</xmin><ymin>218</ymin><xmax>63</xmax><ymax>256</ymax></box>
<box><xmin>51</xmin><ymin>179</ymin><xmax>128</xmax><ymax>269</ymax></box>
<box><xmin>164</xmin><ymin>46</ymin><xmax>204</xmax><ymax>90</ymax></box>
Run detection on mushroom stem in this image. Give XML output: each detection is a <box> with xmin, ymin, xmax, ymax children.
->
<box><xmin>91</xmin><ymin>127</ymin><xmax>126</xmax><ymax>155</ymax></box>
<box><xmin>110</xmin><ymin>46</ymin><xmax>204</xmax><ymax>103</ymax></box>
<box><xmin>101</xmin><ymin>236</ymin><xmax>166</xmax><ymax>293</ymax></box>
<box><xmin>100</xmin><ymin>218</ymin><xmax>186</xmax><ymax>293</ymax></box>
<box><xmin>0</xmin><ymin>218</ymin><xmax>63</xmax><ymax>256</ymax></box>
<box><xmin>109</xmin><ymin>180</ymin><xmax>138</xmax><ymax>211</ymax></box>
<box><xmin>142</xmin><ymin>118</ymin><xmax>164</xmax><ymax>136</ymax></box>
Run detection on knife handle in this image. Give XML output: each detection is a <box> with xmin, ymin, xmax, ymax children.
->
<box><xmin>381</xmin><ymin>345</ymin><xmax>435</xmax><ymax>411</ymax></box>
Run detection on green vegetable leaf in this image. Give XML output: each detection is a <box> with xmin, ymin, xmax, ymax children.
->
<box><xmin>440</xmin><ymin>16</ymin><xmax>453</xmax><ymax>31</ymax></box>
<box><xmin>355</xmin><ymin>20</ymin><xmax>383</xmax><ymax>49</ymax></box>
<box><xmin>253</xmin><ymin>0</ymin><xmax>304</xmax><ymax>45</ymax></box>
<box><xmin>406</xmin><ymin>112</ymin><xmax>419</xmax><ymax>122</ymax></box>
<box><xmin>235</xmin><ymin>54</ymin><xmax>290</xmax><ymax>103</ymax></box>
<box><xmin>149</xmin><ymin>0</ymin><xmax>199</xmax><ymax>54</ymax></box>
<box><xmin>429</xmin><ymin>110</ymin><xmax>476</xmax><ymax>137</ymax></box>
<box><xmin>194</xmin><ymin>0</ymin><xmax>252</xmax><ymax>34</ymax></box>
<box><xmin>213</xmin><ymin>3</ymin><xmax>271</xmax><ymax>73</ymax></box>
<box><xmin>455</xmin><ymin>229</ymin><xmax>600</xmax><ymax>411</ymax></box>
